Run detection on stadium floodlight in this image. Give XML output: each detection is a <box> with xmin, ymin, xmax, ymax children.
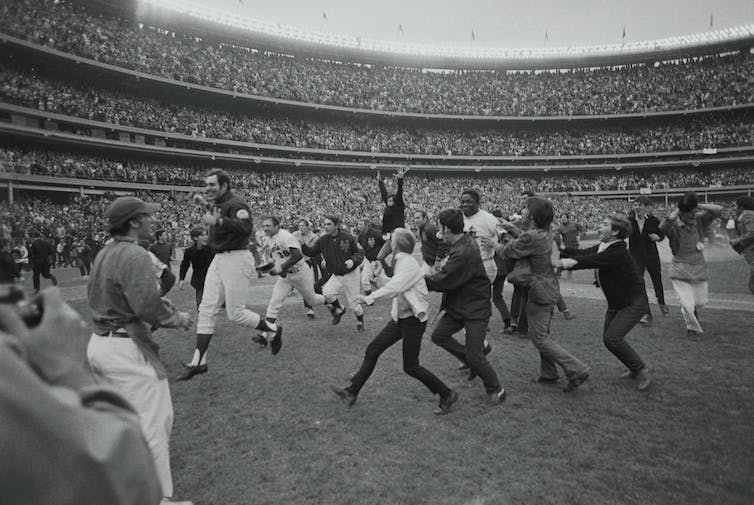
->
<box><xmin>140</xmin><ymin>0</ymin><xmax>754</xmax><ymax>61</ymax></box>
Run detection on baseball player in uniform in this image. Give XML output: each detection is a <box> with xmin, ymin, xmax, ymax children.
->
<box><xmin>301</xmin><ymin>216</ymin><xmax>366</xmax><ymax>331</ymax></box>
<box><xmin>461</xmin><ymin>189</ymin><xmax>499</xmax><ymax>283</ymax></box>
<box><xmin>294</xmin><ymin>218</ymin><xmax>323</xmax><ymax>318</ymax></box>
<box><xmin>257</xmin><ymin>216</ymin><xmax>328</xmax><ymax>352</ymax></box>
<box><xmin>179</xmin><ymin>169</ymin><xmax>281</xmax><ymax>381</ymax></box>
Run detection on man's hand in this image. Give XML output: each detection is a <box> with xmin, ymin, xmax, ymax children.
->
<box><xmin>395</xmin><ymin>166</ymin><xmax>408</xmax><ymax>179</ymax></box>
<box><xmin>648</xmin><ymin>233</ymin><xmax>661</xmax><ymax>242</ymax></box>
<box><xmin>345</xmin><ymin>259</ymin><xmax>354</xmax><ymax>269</ymax></box>
<box><xmin>178</xmin><ymin>280</ymin><xmax>185</xmax><ymax>290</ymax></box>
<box><xmin>560</xmin><ymin>258</ymin><xmax>578</xmax><ymax>269</ymax></box>
<box><xmin>355</xmin><ymin>294</ymin><xmax>368</xmax><ymax>305</ymax></box>
<box><xmin>202</xmin><ymin>213</ymin><xmax>218</xmax><ymax>226</ymax></box>
<box><xmin>177</xmin><ymin>312</ymin><xmax>193</xmax><ymax>331</ymax></box>
<box><xmin>376</xmin><ymin>171</ymin><xmax>381</xmax><ymax>181</ymax></box>
<box><xmin>371</xmin><ymin>260</ymin><xmax>383</xmax><ymax>277</ymax></box>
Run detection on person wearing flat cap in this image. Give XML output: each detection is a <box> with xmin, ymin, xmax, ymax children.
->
<box><xmin>86</xmin><ymin>196</ymin><xmax>194</xmax><ymax>505</ymax></box>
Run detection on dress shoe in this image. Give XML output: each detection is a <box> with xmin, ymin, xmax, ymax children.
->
<box><xmin>176</xmin><ymin>364</ymin><xmax>207</xmax><ymax>381</ymax></box>
<box><xmin>487</xmin><ymin>388</ymin><xmax>506</xmax><ymax>406</ymax></box>
<box><xmin>639</xmin><ymin>314</ymin><xmax>652</xmax><ymax>325</ymax></box>
<box><xmin>562</xmin><ymin>310</ymin><xmax>575</xmax><ymax>320</ymax></box>
<box><xmin>635</xmin><ymin>367</ymin><xmax>652</xmax><ymax>391</ymax></box>
<box><xmin>305</xmin><ymin>309</ymin><xmax>316</xmax><ymax>319</ymax></box>
<box><xmin>620</xmin><ymin>369</ymin><xmax>638</xmax><ymax>379</ymax></box>
<box><xmin>331</xmin><ymin>386</ymin><xmax>357</xmax><ymax>407</ymax></box>
<box><xmin>269</xmin><ymin>324</ymin><xmax>283</xmax><ymax>355</ymax></box>
<box><xmin>686</xmin><ymin>329</ymin><xmax>701</xmax><ymax>340</ymax></box>
<box><xmin>659</xmin><ymin>304</ymin><xmax>670</xmax><ymax>316</ymax></box>
<box><xmin>532</xmin><ymin>376</ymin><xmax>559</xmax><ymax>384</ymax></box>
<box><xmin>252</xmin><ymin>333</ymin><xmax>268</xmax><ymax>347</ymax></box>
<box><xmin>434</xmin><ymin>389</ymin><xmax>459</xmax><ymax>415</ymax></box>
<box><xmin>331</xmin><ymin>307</ymin><xmax>346</xmax><ymax>325</ymax></box>
<box><xmin>563</xmin><ymin>369</ymin><xmax>590</xmax><ymax>393</ymax></box>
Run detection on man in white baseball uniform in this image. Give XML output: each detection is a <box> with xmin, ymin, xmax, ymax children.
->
<box><xmin>461</xmin><ymin>189</ymin><xmax>499</xmax><ymax>283</ymax></box>
<box><xmin>179</xmin><ymin>169</ymin><xmax>281</xmax><ymax>381</ymax></box>
<box><xmin>258</xmin><ymin>216</ymin><xmax>328</xmax><ymax>353</ymax></box>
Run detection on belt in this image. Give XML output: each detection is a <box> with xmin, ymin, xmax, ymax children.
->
<box><xmin>95</xmin><ymin>330</ymin><xmax>130</xmax><ymax>338</ymax></box>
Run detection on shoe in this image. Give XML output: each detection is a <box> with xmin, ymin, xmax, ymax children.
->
<box><xmin>305</xmin><ymin>309</ymin><xmax>316</xmax><ymax>319</ymax></box>
<box><xmin>176</xmin><ymin>364</ymin><xmax>208</xmax><ymax>381</ymax></box>
<box><xmin>356</xmin><ymin>321</ymin><xmax>364</xmax><ymax>332</ymax></box>
<box><xmin>483</xmin><ymin>342</ymin><xmax>492</xmax><ymax>356</ymax></box>
<box><xmin>457</xmin><ymin>362</ymin><xmax>470</xmax><ymax>371</ymax></box>
<box><xmin>659</xmin><ymin>304</ymin><xmax>670</xmax><ymax>316</ymax></box>
<box><xmin>502</xmin><ymin>324</ymin><xmax>518</xmax><ymax>335</ymax></box>
<box><xmin>635</xmin><ymin>367</ymin><xmax>652</xmax><ymax>391</ymax></box>
<box><xmin>532</xmin><ymin>376</ymin><xmax>559</xmax><ymax>384</ymax></box>
<box><xmin>639</xmin><ymin>314</ymin><xmax>652</xmax><ymax>325</ymax></box>
<box><xmin>487</xmin><ymin>388</ymin><xmax>506</xmax><ymax>406</ymax></box>
<box><xmin>252</xmin><ymin>333</ymin><xmax>268</xmax><ymax>347</ymax></box>
<box><xmin>160</xmin><ymin>499</ymin><xmax>193</xmax><ymax>505</ymax></box>
<box><xmin>563</xmin><ymin>310</ymin><xmax>575</xmax><ymax>320</ymax></box>
<box><xmin>563</xmin><ymin>370</ymin><xmax>590</xmax><ymax>392</ymax></box>
<box><xmin>331</xmin><ymin>307</ymin><xmax>346</xmax><ymax>326</ymax></box>
<box><xmin>434</xmin><ymin>389</ymin><xmax>459</xmax><ymax>415</ymax></box>
<box><xmin>331</xmin><ymin>386</ymin><xmax>357</xmax><ymax>407</ymax></box>
<box><xmin>620</xmin><ymin>369</ymin><xmax>638</xmax><ymax>379</ymax></box>
<box><xmin>269</xmin><ymin>324</ymin><xmax>283</xmax><ymax>355</ymax></box>
<box><xmin>686</xmin><ymin>329</ymin><xmax>701</xmax><ymax>340</ymax></box>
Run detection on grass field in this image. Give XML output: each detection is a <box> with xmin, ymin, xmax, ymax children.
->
<box><xmin>33</xmin><ymin>258</ymin><xmax>754</xmax><ymax>505</ymax></box>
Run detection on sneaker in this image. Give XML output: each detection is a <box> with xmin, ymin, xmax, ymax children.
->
<box><xmin>639</xmin><ymin>314</ymin><xmax>652</xmax><ymax>325</ymax></box>
<box><xmin>332</xmin><ymin>307</ymin><xmax>346</xmax><ymax>325</ymax></box>
<box><xmin>434</xmin><ymin>389</ymin><xmax>459</xmax><ymax>415</ymax></box>
<box><xmin>563</xmin><ymin>369</ymin><xmax>590</xmax><ymax>393</ymax></box>
<box><xmin>356</xmin><ymin>321</ymin><xmax>364</xmax><ymax>332</ymax></box>
<box><xmin>269</xmin><ymin>324</ymin><xmax>283</xmax><ymax>355</ymax></box>
<box><xmin>659</xmin><ymin>304</ymin><xmax>670</xmax><ymax>316</ymax></box>
<box><xmin>331</xmin><ymin>386</ymin><xmax>357</xmax><ymax>407</ymax></box>
<box><xmin>487</xmin><ymin>388</ymin><xmax>506</xmax><ymax>406</ymax></box>
<box><xmin>563</xmin><ymin>310</ymin><xmax>575</xmax><ymax>320</ymax></box>
<box><xmin>305</xmin><ymin>309</ymin><xmax>316</xmax><ymax>319</ymax></box>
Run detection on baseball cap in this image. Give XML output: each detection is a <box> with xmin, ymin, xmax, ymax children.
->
<box><xmin>106</xmin><ymin>196</ymin><xmax>160</xmax><ymax>231</ymax></box>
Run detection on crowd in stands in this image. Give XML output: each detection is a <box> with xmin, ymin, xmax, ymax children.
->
<box><xmin>2</xmin><ymin>67</ymin><xmax>754</xmax><ymax>157</ymax></box>
<box><xmin>2</xmin><ymin>147</ymin><xmax>754</xmax><ymax>195</ymax></box>
<box><xmin>2</xmin><ymin>0</ymin><xmax>754</xmax><ymax>117</ymax></box>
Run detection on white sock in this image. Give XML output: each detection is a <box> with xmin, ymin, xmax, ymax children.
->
<box><xmin>188</xmin><ymin>349</ymin><xmax>201</xmax><ymax>366</ymax></box>
<box><xmin>199</xmin><ymin>351</ymin><xmax>207</xmax><ymax>366</ymax></box>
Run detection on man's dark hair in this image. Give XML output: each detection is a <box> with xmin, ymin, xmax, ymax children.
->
<box><xmin>560</xmin><ymin>212</ymin><xmax>570</xmax><ymax>219</ymax></box>
<box><xmin>207</xmin><ymin>168</ymin><xmax>231</xmax><ymax>190</ymax></box>
<box><xmin>415</xmin><ymin>210</ymin><xmax>429</xmax><ymax>220</ymax></box>
<box><xmin>438</xmin><ymin>208</ymin><xmax>464</xmax><ymax>234</ymax></box>
<box><xmin>527</xmin><ymin>197</ymin><xmax>554</xmax><ymax>229</ymax></box>
<box><xmin>678</xmin><ymin>192</ymin><xmax>698</xmax><ymax>213</ymax></box>
<box><xmin>154</xmin><ymin>229</ymin><xmax>165</xmax><ymax>241</ymax></box>
<box><xmin>735</xmin><ymin>196</ymin><xmax>754</xmax><ymax>211</ymax></box>
<box><xmin>324</xmin><ymin>215</ymin><xmax>340</xmax><ymax>226</ymax></box>
<box><xmin>521</xmin><ymin>190</ymin><xmax>536</xmax><ymax>198</ymax></box>
<box><xmin>608</xmin><ymin>215</ymin><xmax>632</xmax><ymax>240</ymax></box>
<box><xmin>491</xmin><ymin>209</ymin><xmax>504</xmax><ymax>218</ymax></box>
<box><xmin>262</xmin><ymin>216</ymin><xmax>280</xmax><ymax>227</ymax></box>
<box><xmin>634</xmin><ymin>196</ymin><xmax>651</xmax><ymax>206</ymax></box>
<box><xmin>461</xmin><ymin>189</ymin><xmax>480</xmax><ymax>204</ymax></box>
<box><xmin>190</xmin><ymin>225</ymin><xmax>206</xmax><ymax>239</ymax></box>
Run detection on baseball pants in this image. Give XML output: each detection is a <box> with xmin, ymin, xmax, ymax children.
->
<box><xmin>360</xmin><ymin>258</ymin><xmax>376</xmax><ymax>292</ymax></box>
<box><xmin>266</xmin><ymin>263</ymin><xmax>325</xmax><ymax>320</ymax></box>
<box><xmin>87</xmin><ymin>334</ymin><xmax>175</xmax><ymax>498</ymax></box>
<box><xmin>671</xmin><ymin>279</ymin><xmax>707</xmax><ymax>333</ymax></box>
<box><xmin>197</xmin><ymin>250</ymin><xmax>261</xmax><ymax>335</ymax></box>
<box><xmin>323</xmin><ymin>268</ymin><xmax>364</xmax><ymax>315</ymax></box>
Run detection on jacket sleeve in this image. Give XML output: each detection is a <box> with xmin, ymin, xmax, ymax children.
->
<box><xmin>378</xmin><ymin>177</ymin><xmax>388</xmax><ymax>205</ymax></box>
<box><xmin>565</xmin><ymin>246</ymin><xmax>624</xmax><ymax>271</ymax></box>
<box><xmin>738</xmin><ymin>213</ymin><xmax>754</xmax><ymax>247</ymax></box>
<box><xmin>0</xmin><ymin>334</ymin><xmax>162</xmax><ymax>505</ymax></box>
<box><xmin>219</xmin><ymin>202</ymin><xmax>254</xmax><ymax>237</ymax></box>
<box><xmin>502</xmin><ymin>232</ymin><xmax>536</xmax><ymax>260</ymax></box>
<box><xmin>178</xmin><ymin>247</ymin><xmax>192</xmax><ymax>281</ymax></box>
<box><xmin>395</xmin><ymin>177</ymin><xmax>405</xmax><ymax>206</ymax></box>
<box><xmin>648</xmin><ymin>216</ymin><xmax>665</xmax><ymax>240</ymax></box>
<box><xmin>301</xmin><ymin>235</ymin><xmax>322</xmax><ymax>258</ymax></box>
<box><xmin>350</xmin><ymin>236</ymin><xmax>364</xmax><ymax>265</ymax></box>
<box><xmin>121</xmin><ymin>253</ymin><xmax>184</xmax><ymax>328</ymax></box>
<box><xmin>426</xmin><ymin>246</ymin><xmax>475</xmax><ymax>292</ymax></box>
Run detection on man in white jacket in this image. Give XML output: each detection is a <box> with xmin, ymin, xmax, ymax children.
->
<box><xmin>331</xmin><ymin>228</ymin><xmax>459</xmax><ymax>415</ymax></box>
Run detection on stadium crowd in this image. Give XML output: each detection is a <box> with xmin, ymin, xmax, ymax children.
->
<box><xmin>1</xmin><ymin>0</ymin><xmax>754</xmax><ymax>117</ymax></box>
<box><xmin>2</xmin><ymin>67</ymin><xmax>754</xmax><ymax>157</ymax></box>
<box><xmin>2</xmin><ymin>147</ymin><xmax>754</xmax><ymax>194</ymax></box>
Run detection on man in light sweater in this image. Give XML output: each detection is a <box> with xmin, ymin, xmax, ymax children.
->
<box><xmin>331</xmin><ymin>228</ymin><xmax>458</xmax><ymax>415</ymax></box>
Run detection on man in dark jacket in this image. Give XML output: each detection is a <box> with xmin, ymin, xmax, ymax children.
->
<box><xmin>0</xmin><ymin>238</ymin><xmax>21</xmax><ymax>283</ymax></box>
<box><xmin>628</xmin><ymin>196</ymin><xmax>669</xmax><ymax>321</ymax></box>
<box><xmin>425</xmin><ymin>209</ymin><xmax>505</xmax><ymax>406</ymax></box>
<box><xmin>29</xmin><ymin>231</ymin><xmax>58</xmax><ymax>293</ymax></box>
<box><xmin>179</xmin><ymin>226</ymin><xmax>215</xmax><ymax>310</ymax></box>
<box><xmin>375</xmin><ymin>167</ymin><xmax>407</xmax><ymax>266</ymax></box>
<box><xmin>559</xmin><ymin>215</ymin><xmax>652</xmax><ymax>391</ymax></box>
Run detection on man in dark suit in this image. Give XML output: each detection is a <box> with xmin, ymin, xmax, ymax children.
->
<box><xmin>29</xmin><ymin>231</ymin><xmax>58</xmax><ymax>293</ymax></box>
<box><xmin>628</xmin><ymin>196</ymin><xmax>669</xmax><ymax>322</ymax></box>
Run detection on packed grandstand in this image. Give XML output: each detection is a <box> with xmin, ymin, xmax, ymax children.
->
<box><xmin>0</xmin><ymin>0</ymin><xmax>752</xmax><ymax>247</ymax></box>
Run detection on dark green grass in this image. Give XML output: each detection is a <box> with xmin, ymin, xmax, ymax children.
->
<box><xmin>60</xmin><ymin>271</ymin><xmax>754</xmax><ymax>505</ymax></box>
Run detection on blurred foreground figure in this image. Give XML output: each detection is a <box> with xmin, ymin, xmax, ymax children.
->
<box><xmin>0</xmin><ymin>288</ymin><xmax>162</xmax><ymax>505</ymax></box>
<box><xmin>729</xmin><ymin>196</ymin><xmax>754</xmax><ymax>296</ymax></box>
